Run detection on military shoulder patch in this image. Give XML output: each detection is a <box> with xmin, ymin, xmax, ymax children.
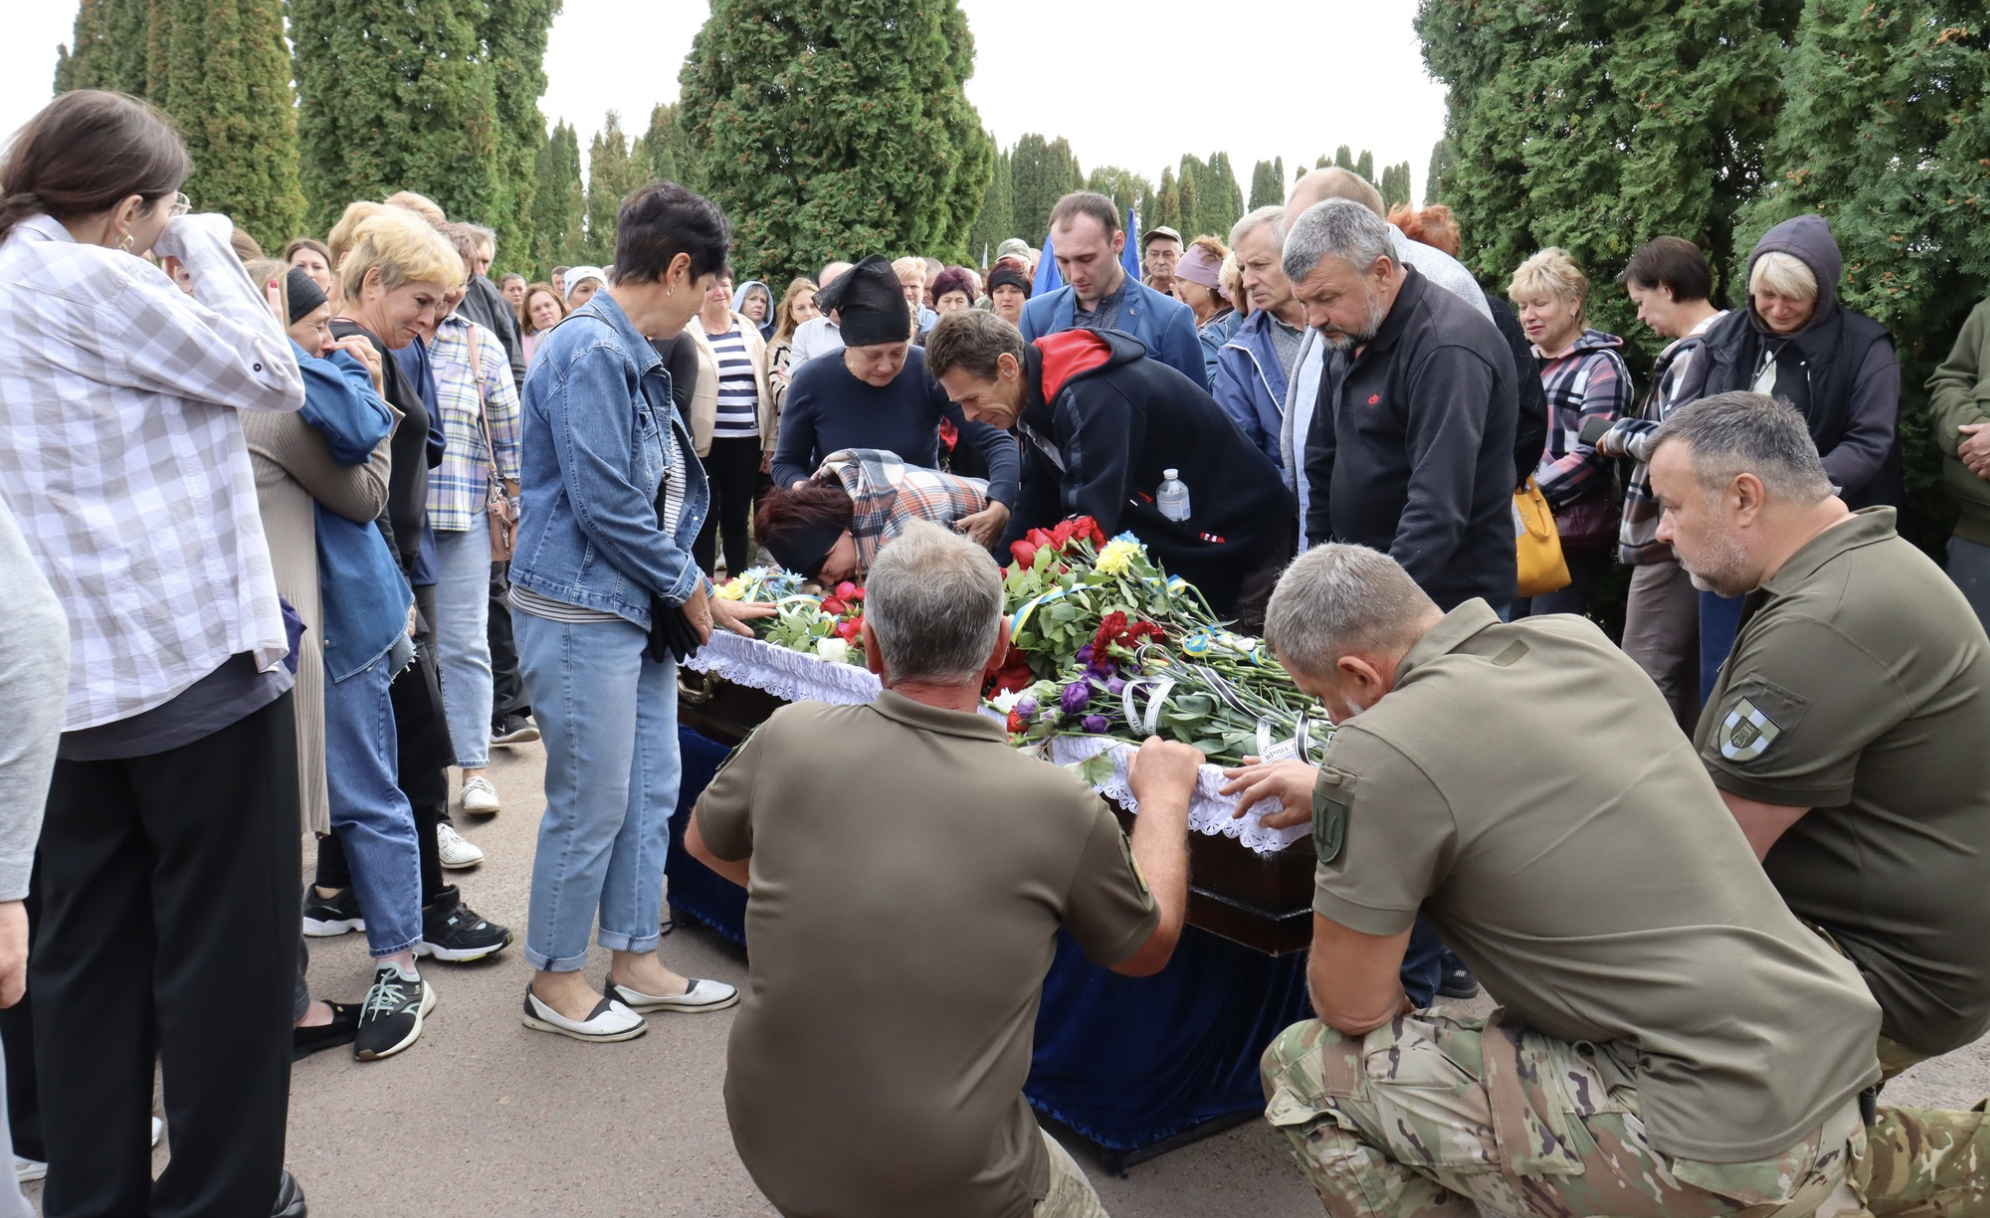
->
<box><xmin>1312</xmin><ymin>789</ymin><xmax>1348</xmax><ymax>864</ymax></box>
<box><xmin>1719</xmin><ymin>697</ymin><xmax>1784</xmax><ymax>762</ymax></box>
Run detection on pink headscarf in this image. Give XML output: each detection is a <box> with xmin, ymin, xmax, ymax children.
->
<box><xmin>1173</xmin><ymin>246</ymin><xmax>1226</xmax><ymax>301</ymax></box>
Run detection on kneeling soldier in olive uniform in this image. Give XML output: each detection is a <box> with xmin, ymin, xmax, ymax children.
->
<box><xmin>1247</xmin><ymin>543</ymin><xmax>1898</xmax><ymax>1217</ymax></box>
<box><xmin>1650</xmin><ymin>392</ymin><xmax>1990</xmax><ymax>1078</ymax></box>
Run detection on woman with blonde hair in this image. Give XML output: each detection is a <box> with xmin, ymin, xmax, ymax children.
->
<box><xmin>1506</xmin><ymin>246</ymin><xmax>1633</xmax><ymax>617</ymax></box>
<box><xmin>764</xmin><ymin>275</ymin><xmax>820</xmax><ymax>411</ymax></box>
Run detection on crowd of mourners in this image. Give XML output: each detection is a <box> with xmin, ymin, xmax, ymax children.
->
<box><xmin>2</xmin><ymin>87</ymin><xmax>1990</xmax><ymax>1218</ymax></box>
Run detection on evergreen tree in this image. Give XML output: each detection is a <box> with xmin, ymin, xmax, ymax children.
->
<box><xmin>1176</xmin><ymin>173</ymin><xmax>1198</xmax><ymax>245</ymax></box>
<box><xmin>1417</xmin><ymin>0</ymin><xmax>1799</xmax><ymax>341</ymax></box>
<box><xmin>1425</xmin><ymin>137</ymin><xmax>1455</xmax><ymax>203</ymax></box>
<box><xmin>1354</xmin><ymin>149</ymin><xmax>1375</xmax><ymax>182</ymax></box>
<box><xmin>1086</xmin><ymin>166</ymin><xmax>1151</xmax><ymax>213</ymax></box>
<box><xmin>292</xmin><ymin>0</ymin><xmax>504</xmax><ymax>237</ymax></box>
<box><xmin>530</xmin><ymin>119</ymin><xmax>584</xmax><ymax>273</ymax></box>
<box><xmin>480</xmin><ymin>0</ymin><xmax>560</xmax><ymax>276</ymax></box>
<box><xmin>1380</xmin><ymin>162</ymin><xmax>1412</xmax><ymax>211</ymax></box>
<box><xmin>1203</xmin><ymin>151</ymin><xmax>1244</xmax><ymax>236</ymax></box>
<box><xmin>1156</xmin><ymin>166</ymin><xmax>1180</xmax><ymax>231</ymax></box>
<box><xmin>1137</xmin><ymin>182</ymin><xmax>1157</xmax><ymax>234</ymax></box>
<box><xmin>144</xmin><ymin>0</ymin><xmax>305</xmax><ymax>250</ymax></box>
<box><xmin>583</xmin><ymin>111</ymin><xmax>642</xmax><ymax>267</ymax></box>
<box><xmin>1248</xmin><ymin>159</ymin><xmax>1282</xmax><ymax>209</ymax></box>
<box><xmin>678</xmin><ymin>0</ymin><xmax>993</xmax><ymax>282</ymax></box>
<box><xmin>1740</xmin><ymin>0</ymin><xmax>1990</xmax><ymax>551</ymax></box>
<box><xmin>637</xmin><ymin>102</ymin><xmax>705</xmax><ymax>193</ymax></box>
<box><xmin>1010</xmin><ymin>133</ymin><xmax>1083</xmax><ymax>244</ymax></box>
<box><xmin>965</xmin><ymin>143</ymin><xmax>1014</xmax><ymax>265</ymax></box>
<box><xmin>54</xmin><ymin>0</ymin><xmax>152</xmax><ymax>95</ymax></box>
<box><xmin>1333</xmin><ymin>145</ymin><xmax>1354</xmax><ymax>170</ymax></box>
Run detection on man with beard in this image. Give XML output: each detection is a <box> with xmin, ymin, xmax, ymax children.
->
<box><xmin>1650</xmin><ymin>391</ymin><xmax>1990</xmax><ymax>1079</ymax></box>
<box><xmin>1287</xmin><ymin>199</ymin><xmax>1517</xmax><ymax>611</ymax></box>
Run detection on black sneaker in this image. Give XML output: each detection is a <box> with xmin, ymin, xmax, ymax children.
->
<box><xmin>352</xmin><ymin>963</ymin><xmax>435</xmax><ymax>1061</ymax></box>
<box><xmin>272</xmin><ymin>1170</ymin><xmax>305</xmax><ymax>1218</ymax></box>
<box><xmin>415</xmin><ymin>886</ymin><xmax>512</xmax><ymax>963</ymax></box>
<box><xmin>292</xmin><ymin>1001</ymin><xmax>362</xmax><ymax>1061</ymax></box>
<box><xmin>491</xmin><ymin>713</ymin><xmax>540</xmax><ymax>746</ymax></box>
<box><xmin>1437</xmin><ymin>962</ymin><xmax>1480</xmax><ymax>999</ymax></box>
<box><xmin>302</xmin><ymin>887</ymin><xmax>364</xmax><ymax>938</ymax></box>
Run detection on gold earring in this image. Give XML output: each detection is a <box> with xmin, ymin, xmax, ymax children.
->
<box><xmin>117</xmin><ymin>232</ymin><xmax>134</xmax><ymax>252</ymax></box>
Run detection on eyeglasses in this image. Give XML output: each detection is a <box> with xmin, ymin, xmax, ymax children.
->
<box><xmin>168</xmin><ymin>192</ymin><xmax>191</xmax><ymax>218</ymax></box>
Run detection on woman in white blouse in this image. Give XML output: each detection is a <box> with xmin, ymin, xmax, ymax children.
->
<box><xmin>0</xmin><ymin>90</ymin><xmax>308</xmax><ymax>1216</ymax></box>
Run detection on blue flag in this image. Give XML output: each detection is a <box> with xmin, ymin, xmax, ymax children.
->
<box><xmin>1121</xmin><ymin>203</ymin><xmax>1144</xmax><ymax>284</ymax></box>
<box><xmin>1033</xmin><ymin>229</ymin><xmax>1063</xmax><ymax>295</ymax></box>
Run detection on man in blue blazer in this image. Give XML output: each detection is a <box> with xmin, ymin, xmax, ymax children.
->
<box><xmin>1020</xmin><ymin>192</ymin><xmax>1208</xmax><ymax>387</ymax></box>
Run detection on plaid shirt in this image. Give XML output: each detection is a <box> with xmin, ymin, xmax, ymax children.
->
<box><xmin>1605</xmin><ymin>311</ymin><xmax>1726</xmax><ymax>564</ymax></box>
<box><xmin>0</xmin><ymin>213</ymin><xmax>305</xmax><ymax>730</ymax></box>
<box><xmin>427</xmin><ymin>314</ymin><xmax>522</xmax><ymax>532</ymax></box>
<box><xmin>818</xmin><ymin>448</ymin><xmax>988</xmax><ymax>569</ymax></box>
<box><xmin>1533</xmin><ymin>329</ymin><xmax>1634</xmax><ymax>508</ymax></box>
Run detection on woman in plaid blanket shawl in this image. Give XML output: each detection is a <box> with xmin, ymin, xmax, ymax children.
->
<box><xmin>754</xmin><ymin>447</ymin><xmax>989</xmax><ymax>583</ymax></box>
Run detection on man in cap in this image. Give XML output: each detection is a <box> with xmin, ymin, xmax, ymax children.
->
<box><xmin>1020</xmin><ymin>192</ymin><xmax>1205</xmax><ymax>386</ymax></box>
<box><xmin>1650</xmin><ymin>391</ymin><xmax>1990</xmax><ymax>1079</ymax></box>
<box><xmin>1141</xmin><ymin>225</ymin><xmax>1184</xmax><ymax>297</ymax></box>
<box><xmin>772</xmin><ymin>256</ymin><xmax>1018</xmax><ymax>548</ymax></box>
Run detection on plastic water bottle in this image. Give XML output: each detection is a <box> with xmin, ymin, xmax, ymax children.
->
<box><xmin>1157</xmin><ymin>468</ymin><xmax>1191</xmax><ymax>522</ymax></box>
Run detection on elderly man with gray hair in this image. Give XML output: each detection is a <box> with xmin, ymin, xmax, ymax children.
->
<box><xmin>1283</xmin><ymin>199</ymin><xmax>1517</xmax><ymax>611</ymax></box>
<box><xmin>1650</xmin><ymin>391</ymin><xmax>1990</xmax><ymax>1082</ymax></box>
<box><xmin>1244</xmin><ymin>542</ymin><xmax>1902</xmax><ymax>1218</ymax></box>
<box><xmin>686</xmin><ymin>520</ymin><xmax>1200</xmax><ymax>1218</ymax></box>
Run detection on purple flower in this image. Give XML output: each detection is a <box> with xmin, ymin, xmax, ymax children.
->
<box><xmin>1082</xmin><ymin>715</ymin><xmax>1109</xmax><ymax>734</ymax></box>
<box><xmin>1088</xmin><ymin>657</ymin><xmax>1115</xmax><ymax>679</ymax></box>
<box><xmin>1106</xmin><ymin>676</ymin><xmax>1127</xmax><ymax>696</ymax></box>
<box><xmin>1060</xmin><ymin>682</ymin><xmax>1092</xmax><ymax>714</ymax></box>
<box><xmin>1074</xmin><ymin>644</ymin><xmax>1095</xmax><ymax>665</ymax></box>
<box><xmin>1015</xmin><ymin>697</ymin><xmax>1037</xmax><ymax>720</ymax></box>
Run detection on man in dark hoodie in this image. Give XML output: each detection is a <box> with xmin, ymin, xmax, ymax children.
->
<box><xmin>1692</xmin><ymin>215</ymin><xmax>1900</xmax><ymax>696</ymax></box>
<box><xmin>925</xmin><ymin>309</ymin><xmax>1294</xmax><ymax>624</ymax></box>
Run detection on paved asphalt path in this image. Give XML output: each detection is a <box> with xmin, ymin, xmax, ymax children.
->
<box><xmin>23</xmin><ymin>737</ymin><xmax>1990</xmax><ymax>1217</ymax></box>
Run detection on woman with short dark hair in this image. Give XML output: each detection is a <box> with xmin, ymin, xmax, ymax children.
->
<box><xmin>756</xmin><ymin>448</ymin><xmax>989</xmax><ymax>582</ymax></box>
<box><xmin>510</xmin><ymin>182</ymin><xmax>769</xmax><ymax>1041</ymax></box>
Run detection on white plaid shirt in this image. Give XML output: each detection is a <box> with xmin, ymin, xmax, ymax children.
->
<box><xmin>0</xmin><ymin>213</ymin><xmax>305</xmax><ymax>730</ymax></box>
<box><xmin>427</xmin><ymin>314</ymin><xmax>521</xmax><ymax>532</ymax></box>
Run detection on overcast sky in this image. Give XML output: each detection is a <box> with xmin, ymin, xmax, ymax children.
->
<box><xmin>7</xmin><ymin>1</ymin><xmax>1450</xmax><ymax>208</ymax></box>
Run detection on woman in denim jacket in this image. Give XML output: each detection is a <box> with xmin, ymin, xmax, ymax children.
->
<box><xmin>510</xmin><ymin>183</ymin><xmax>766</xmax><ymax>1040</ymax></box>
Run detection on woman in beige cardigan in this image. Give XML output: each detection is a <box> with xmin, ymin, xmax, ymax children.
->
<box><xmin>686</xmin><ymin>274</ymin><xmax>777</xmax><ymax>576</ymax></box>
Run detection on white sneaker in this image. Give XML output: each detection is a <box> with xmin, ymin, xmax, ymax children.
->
<box><xmin>521</xmin><ymin>988</ymin><xmax>647</xmax><ymax>1042</ymax></box>
<box><xmin>461</xmin><ymin>775</ymin><xmax>500</xmax><ymax>817</ymax></box>
<box><xmin>436</xmin><ymin>822</ymin><xmax>485</xmax><ymax>870</ymax></box>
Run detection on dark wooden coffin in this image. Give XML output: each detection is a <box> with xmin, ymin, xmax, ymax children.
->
<box><xmin>677</xmin><ymin>671</ymin><xmax>1317</xmax><ymax>956</ymax></box>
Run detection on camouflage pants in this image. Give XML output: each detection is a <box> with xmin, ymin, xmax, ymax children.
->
<box><xmin>1861</xmin><ymin>1103</ymin><xmax>1990</xmax><ymax>1217</ymax></box>
<box><xmin>1261</xmin><ymin>1013</ymin><xmax>1869</xmax><ymax>1218</ymax></box>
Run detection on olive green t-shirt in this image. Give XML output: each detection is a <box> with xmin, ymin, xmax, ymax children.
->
<box><xmin>696</xmin><ymin>692</ymin><xmax>1158</xmax><ymax>1218</ymax></box>
<box><xmin>1695</xmin><ymin>508</ymin><xmax>1990</xmax><ymax>1057</ymax></box>
<box><xmin>1312</xmin><ymin>601</ymin><xmax>1880</xmax><ymax>1164</ymax></box>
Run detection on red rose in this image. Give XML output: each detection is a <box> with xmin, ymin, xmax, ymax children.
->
<box><xmin>1027</xmin><ymin>527</ymin><xmax>1056</xmax><ymax>548</ymax></box>
<box><xmin>835</xmin><ymin>581</ymin><xmax>859</xmax><ymax>600</ymax></box>
<box><xmin>1010</xmin><ymin>539</ymin><xmax>1039</xmax><ymax>568</ymax></box>
<box><xmin>1006</xmin><ymin>710</ymin><xmax>1025</xmax><ymax>734</ymax></box>
<box><xmin>821</xmin><ymin>596</ymin><xmax>847</xmax><ymax>616</ymax></box>
<box><xmin>836</xmin><ymin>618</ymin><xmax>861</xmax><ymax>642</ymax></box>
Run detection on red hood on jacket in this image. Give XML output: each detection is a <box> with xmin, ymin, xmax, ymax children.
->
<box><xmin>1034</xmin><ymin>329</ymin><xmax>1145</xmax><ymax>401</ymax></box>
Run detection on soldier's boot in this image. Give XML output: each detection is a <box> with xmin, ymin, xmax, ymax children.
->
<box><xmin>1862</xmin><ymin>1102</ymin><xmax>1990</xmax><ymax>1217</ymax></box>
<box><xmin>1260</xmin><ymin>1021</ymin><xmax>1478</xmax><ymax>1218</ymax></box>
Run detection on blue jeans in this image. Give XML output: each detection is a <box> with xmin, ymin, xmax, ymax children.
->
<box><xmin>515</xmin><ymin>611</ymin><xmax>681</xmax><ymax>972</ymax></box>
<box><xmin>324</xmin><ymin>650</ymin><xmax>424</xmax><ymax>957</ymax></box>
<box><xmin>1698</xmin><ymin>590</ymin><xmax>1747</xmax><ymax>706</ymax></box>
<box><xmin>434</xmin><ymin>522</ymin><xmax>493</xmax><ymax>769</ymax></box>
<box><xmin>1945</xmin><ymin>536</ymin><xmax>1990</xmax><ymax>636</ymax></box>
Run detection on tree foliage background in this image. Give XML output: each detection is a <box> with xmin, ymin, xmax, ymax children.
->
<box><xmin>678</xmin><ymin>0</ymin><xmax>993</xmax><ymax>285</ymax></box>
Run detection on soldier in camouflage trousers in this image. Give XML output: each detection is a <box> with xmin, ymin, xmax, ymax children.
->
<box><xmin>1261</xmin><ymin>1013</ymin><xmax>1990</xmax><ymax>1218</ymax></box>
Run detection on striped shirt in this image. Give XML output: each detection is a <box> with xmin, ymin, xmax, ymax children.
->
<box><xmin>705</xmin><ymin>322</ymin><xmax>760</xmax><ymax>440</ymax></box>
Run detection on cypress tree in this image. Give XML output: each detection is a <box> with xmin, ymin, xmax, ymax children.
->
<box><xmin>1156</xmin><ymin>166</ymin><xmax>1180</xmax><ymax>231</ymax></box>
<box><xmin>1137</xmin><ymin>183</ymin><xmax>1157</xmax><ymax>235</ymax></box>
<box><xmin>54</xmin><ymin>0</ymin><xmax>152</xmax><ymax>95</ymax></box>
<box><xmin>1248</xmin><ymin>159</ymin><xmax>1282</xmax><ymax>209</ymax></box>
<box><xmin>583</xmin><ymin>111</ymin><xmax>642</xmax><ymax>267</ymax></box>
<box><xmin>530</xmin><ymin>119</ymin><xmax>584</xmax><ymax>273</ymax></box>
<box><xmin>147</xmin><ymin>0</ymin><xmax>305</xmax><ymax>251</ymax></box>
<box><xmin>637</xmin><ymin>103</ymin><xmax>704</xmax><ymax>194</ymax></box>
<box><xmin>1425</xmin><ymin>137</ymin><xmax>1455</xmax><ymax>203</ymax></box>
<box><xmin>1333</xmin><ymin>145</ymin><xmax>1354</xmax><ymax>171</ymax></box>
<box><xmin>678</xmin><ymin>0</ymin><xmax>993</xmax><ymax>282</ymax></box>
<box><xmin>966</xmin><ymin>144</ymin><xmax>1014</xmax><ymax>265</ymax></box>
<box><xmin>1417</xmin><ymin>0</ymin><xmax>1798</xmax><ymax>342</ymax></box>
<box><xmin>1353</xmin><ymin>149</ymin><xmax>1375</xmax><ymax>183</ymax></box>
<box><xmin>1010</xmin><ymin>134</ymin><xmax>1082</xmax><ymax>245</ymax></box>
<box><xmin>1176</xmin><ymin>173</ymin><xmax>1199</xmax><ymax>246</ymax></box>
<box><xmin>480</xmin><ymin>0</ymin><xmax>560</xmax><ymax>276</ymax></box>
<box><xmin>291</xmin><ymin>0</ymin><xmax>504</xmax><ymax>236</ymax></box>
<box><xmin>1740</xmin><ymin>0</ymin><xmax>1990</xmax><ymax>550</ymax></box>
<box><xmin>1380</xmin><ymin>162</ymin><xmax>1412</xmax><ymax>211</ymax></box>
